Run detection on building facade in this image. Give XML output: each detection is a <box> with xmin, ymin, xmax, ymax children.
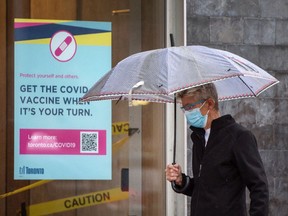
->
<box><xmin>186</xmin><ymin>0</ymin><xmax>288</xmax><ymax>215</ymax></box>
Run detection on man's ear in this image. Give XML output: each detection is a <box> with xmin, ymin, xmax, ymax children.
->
<box><xmin>207</xmin><ymin>98</ymin><xmax>215</xmax><ymax>110</ymax></box>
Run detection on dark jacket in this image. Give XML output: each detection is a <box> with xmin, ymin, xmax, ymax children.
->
<box><xmin>173</xmin><ymin>115</ymin><xmax>269</xmax><ymax>216</ymax></box>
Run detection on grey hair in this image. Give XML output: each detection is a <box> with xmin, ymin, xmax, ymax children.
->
<box><xmin>177</xmin><ymin>83</ymin><xmax>219</xmax><ymax>110</ymax></box>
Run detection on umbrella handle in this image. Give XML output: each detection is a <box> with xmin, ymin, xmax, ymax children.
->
<box><xmin>171</xmin><ymin>175</ymin><xmax>190</xmax><ymax>193</ymax></box>
<box><xmin>172</xmin><ymin>94</ymin><xmax>177</xmax><ymax>164</ymax></box>
<box><xmin>170</xmin><ymin>33</ymin><xmax>176</xmax><ymax>164</ymax></box>
<box><xmin>170</xmin><ymin>33</ymin><xmax>181</xmax><ymax>192</ymax></box>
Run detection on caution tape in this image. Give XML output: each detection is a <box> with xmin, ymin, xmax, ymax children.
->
<box><xmin>0</xmin><ymin>180</ymin><xmax>52</xmax><ymax>199</ymax></box>
<box><xmin>27</xmin><ymin>187</ymin><xmax>129</xmax><ymax>215</ymax></box>
<box><xmin>0</xmin><ymin>138</ymin><xmax>130</xmax><ymax>199</ymax></box>
<box><xmin>113</xmin><ymin>136</ymin><xmax>129</xmax><ymax>153</ymax></box>
<box><xmin>0</xmin><ymin>122</ymin><xmax>130</xmax><ymax>199</ymax></box>
<box><xmin>112</xmin><ymin>122</ymin><xmax>129</xmax><ymax>135</ymax></box>
<box><xmin>0</xmin><ymin>136</ymin><xmax>129</xmax><ymax>199</ymax></box>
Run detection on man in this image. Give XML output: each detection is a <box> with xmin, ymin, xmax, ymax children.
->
<box><xmin>166</xmin><ymin>83</ymin><xmax>269</xmax><ymax>216</ymax></box>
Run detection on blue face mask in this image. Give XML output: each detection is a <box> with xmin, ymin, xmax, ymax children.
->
<box><xmin>184</xmin><ymin>101</ymin><xmax>209</xmax><ymax>128</ymax></box>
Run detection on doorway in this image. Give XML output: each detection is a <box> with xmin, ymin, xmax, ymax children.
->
<box><xmin>4</xmin><ymin>0</ymin><xmax>167</xmax><ymax>215</ymax></box>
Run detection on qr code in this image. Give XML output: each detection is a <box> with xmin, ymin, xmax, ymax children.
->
<box><xmin>80</xmin><ymin>132</ymin><xmax>99</xmax><ymax>153</ymax></box>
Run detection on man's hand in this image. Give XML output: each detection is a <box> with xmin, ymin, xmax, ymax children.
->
<box><xmin>165</xmin><ymin>164</ymin><xmax>183</xmax><ymax>186</ymax></box>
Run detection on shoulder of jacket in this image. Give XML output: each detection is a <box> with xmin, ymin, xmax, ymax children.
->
<box><xmin>224</xmin><ymin>122</ymin><xmax>252</xmax><ymax>140</ymax></box>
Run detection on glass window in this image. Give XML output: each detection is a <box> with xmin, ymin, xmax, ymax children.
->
<box><xmin>4</xmin><ymin>1</ymin><xmax>166</xmax><ymax>215</ymax></box>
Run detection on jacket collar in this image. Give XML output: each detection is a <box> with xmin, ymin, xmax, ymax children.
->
<box><xmin>189</xmin><ymin>114</ymin><xmax>235</xmax><ymax>134</ymax></box>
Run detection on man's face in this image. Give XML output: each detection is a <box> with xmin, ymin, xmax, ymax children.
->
<box><xmin>180</xmin><ymin>95</ymin><xmax>207</xmax><ymax>115</ymax></box>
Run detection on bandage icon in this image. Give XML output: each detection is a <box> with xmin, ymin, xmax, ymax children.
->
<box><xmin>54</xmin><ymin>36</ymin><xmax>72</xmax><ymax>57</ymax></box>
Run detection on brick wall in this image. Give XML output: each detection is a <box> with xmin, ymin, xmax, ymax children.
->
<box><xmin>186</xmin><ymin>0</ymin><xmax>288</xmax><ymax>215</ymax></box>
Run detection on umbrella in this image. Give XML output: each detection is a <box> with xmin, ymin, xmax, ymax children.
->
<box><xmin>81</xmin><ymin>45</ymin><xmax>279</xmax><ymax>164</ymax></box>
<box><xmin>81</xmin><ymin>45</ymin><xmax>279</xmax><ymax>104</ymax></box>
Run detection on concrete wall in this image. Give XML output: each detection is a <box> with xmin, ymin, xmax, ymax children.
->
<box><xmin>186</xmin><ymin>0</ymin><xmax>288</xmax><ymax>215</ymax></box>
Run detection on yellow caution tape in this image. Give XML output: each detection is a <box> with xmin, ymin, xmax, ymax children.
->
<box><xmin>27</xmin><ymin>187</ymin><xmax>129</xmax><ymax>215</ymax></box>
<box><xmin>0</xmin><ymin>137</ymin><xmax>129</xmax><ymax>199</ymax></box>
<box><xmin>112</xmin><ymin>122</ymin><xmax>129</xmax><ymax>135</ymax></box>
<box><xmin>0</xmin><ymin>180</ymin><xmax>52</xmax><ymax>199</ymax></box>
<box><xmin>0</xmin><ymin>123</ymin><xmax>130</xmax><ymax>199</ymax></box>
<box><xmin>112</xmin><ymin>136</ymin><xmax>129</xmax><ymax>153</ymax></box>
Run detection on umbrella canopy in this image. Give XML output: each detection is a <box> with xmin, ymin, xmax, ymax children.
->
<box><xmin>81</xmin><ymin>45</ymin><xmax>279</xmax><ymax>167</ymax></box>
<box><xmin>81</xmin><ymin>45</ymin><xmax>279</xmax><ymax>103</ymax></box>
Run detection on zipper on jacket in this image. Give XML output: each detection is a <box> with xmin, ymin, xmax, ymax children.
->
<box><xmin>193</xmin><ymin>132</ymin><xmax>205</xmax><ymax>215</ymax></box>
<box><xmin>195</xmin><ymin>132</ymin><xmax>205</xmax><ymax>178</ymax></box>
<box><xmin>193</xmin><ymin>171</ymin><xmax>201</xmax><ymax>216</ymax></box>
<box><xmin>198</xmin><ymin>164</ymin><xmax>202</xmax><ymax>177</ymax></box>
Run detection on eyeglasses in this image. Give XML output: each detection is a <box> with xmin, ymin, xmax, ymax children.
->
<box><xmin>180</xmin><ymin>99</ymin><xmax>206</xmax><ymax>112</ymax></box>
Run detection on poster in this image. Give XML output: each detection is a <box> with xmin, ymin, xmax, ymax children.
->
<box><xmin>14</xmin><ymin>19</ymin><xmax>112</xmax><ymax>180</ymax></box>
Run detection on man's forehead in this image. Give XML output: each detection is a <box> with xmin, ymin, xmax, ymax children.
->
<box><xmin>182</xmin><ymin>94</ymin><xmax>197</xmax><ymax>101</ymax></box>
<box><xmin>181</xmin><ymin>94</ymin><xmax>198</xmax><ymax>104</ymax></box>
